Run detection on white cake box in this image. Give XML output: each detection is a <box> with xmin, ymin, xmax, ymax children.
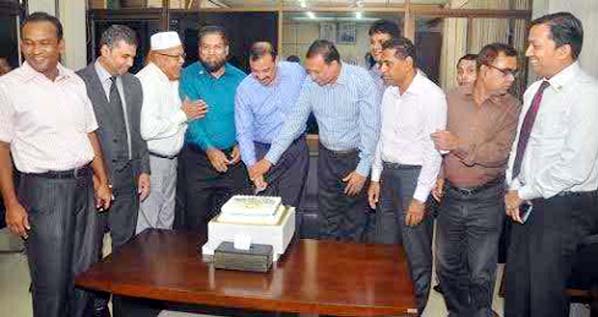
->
<box><xmin>202</xmin><ymin>206</ymin><xmax>295</xmax><ymax>261</ymax></box>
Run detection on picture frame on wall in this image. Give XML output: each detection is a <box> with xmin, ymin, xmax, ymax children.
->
<box><xmin>337</xmin><ymin>22</ymin><xmax>356</xmax><ymax>44</ymax></box>
<box><xmin>319</xmin><ymin>22</ymin><xmax>336</xmax><ymax>43</ymax></box>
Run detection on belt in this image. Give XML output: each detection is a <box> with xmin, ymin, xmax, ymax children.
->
<box><xmin>321</xmin><ymin>145</ymin><xmax>358</xmax><ymax>156</ymax></box>
<box><xmin>26</xmin><ymin>165</ymin><xmax>92</xmax><ymax>179</ymax></box>
<box><xmin>446</xmin><ymin>177</ymin><xmax>504</xmax><ymax>196</ymax></box>
<box><xmin>382</xmin><ymin>162</ymin><xmax>421</xmax><ymax>170</ymax></box>
<box><xmin>555</xmin><ymin>190</ymin><xmax>598</xmax><ymax>198</ymax></box>
<box><xmin>150</xmin><ymin>151</ymin><xmax>177</xmax><ymax>159</ymax></box>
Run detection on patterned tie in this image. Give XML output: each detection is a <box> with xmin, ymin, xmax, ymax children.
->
<box><xmin>511</xmin><ymin>80</ymin><xmax>550</xmax><ymax>180</ymax></box>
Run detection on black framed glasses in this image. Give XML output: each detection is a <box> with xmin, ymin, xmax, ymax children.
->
<box><xmin>485</xmin><ymin>63</ymin><xmax>519</xmax><ymax>78</ymax></box>
<box><xmin>156</xmin><ymin>52</ymin><xmax>186</xmax><ymax>59</ymax></box>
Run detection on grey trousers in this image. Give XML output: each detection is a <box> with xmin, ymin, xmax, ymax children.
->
<box><xmin>436</xmin><ymin>181</ymin><xmax>504</xmax><ymax>317</ymax></box>
<box><xmin>19</xmin><ymin>170</ymin><xmax>98</xmax><ymax>317</ymax></box>
<box><xmin>377</xmin><ymin>163</ymin><xmax>433</xmax><ymax>314</ymax></box>
<box><xmin>137</xmin><ymin>155</ymin><xmax>177</xmax><ymax>233</ymax></box>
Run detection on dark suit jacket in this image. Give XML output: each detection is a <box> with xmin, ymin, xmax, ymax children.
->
<box><xmin>77</xmin><ymin>63</ymin><xmax>150</xmax><ymax>187</ymax></box>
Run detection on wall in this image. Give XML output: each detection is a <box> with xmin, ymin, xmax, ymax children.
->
<box><xmin>27</xmin><ymin>0</ymin><xmax>87</xmax><ymax>70</ymax></box>
<box><xmin>282</xmin><ymin>21</ymin><xmax>374</xmax><ymax>67</ymax></box>
<box><xmin>533</xmin><ymin>0</ymin><xmax>598</xmax><ymax>79</ymax></box>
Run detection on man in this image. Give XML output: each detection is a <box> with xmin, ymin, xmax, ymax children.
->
<box><xmin>368</xmin><ymin>19</ymin><xmax>401</xmax><ymax>93</ymax></box>
<box><xmin>78</xmin><ymin>25</ymin><xmax>150</xmax><ymax>250</ymax></box>
<box><xmin>431</xmin><ymin>43</ymin><xmax>520</xmax><ymax>316</ymax></box>
<box><xmin>367</xmin><ymin>37</ymin><xmax>446</xmax><ymax>313</ymax></box>
<box><xmin>0</xmin><ymin>12</ymin><xmax>112</xmax><ymax>317</ymax></box>
<box><xmin>136</xmin><ymin>32</ymin><xmax>207</xmax><ymax>233</ymax></box>
<box><xmin>0</xmin><ymin>57</ymin><xmax>11</xmax><ymax>75</ymax></box>
<box><xmin>235</xmin><ymin>41</ymin><xmax>308</xmax><ymax>207</ymax></box>
<box><xmin>178</xmin><ymin>25</ymin><xmax>249</xmax><ymax>233</ymax></box>
<box><xmin>504</xmin><ymin>12</ymin><xmax>598</xmax><ymax>317</ymax></box>
<box><xmin>251</xmin><ymin>40</ymin><xmax>379</xmax><ymax>242</ymax></box>
<box><xmin>367</xmin><ymin>19</ymin><xmax>401</xmax><ymax>244</ymax></box>
<box><xmin>456</xmin><ymin>53</ymin><xmax>477</xmax><ymax>88</ymax></box>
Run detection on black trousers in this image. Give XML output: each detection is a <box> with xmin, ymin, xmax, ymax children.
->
<box><xmin>505</xmin><ymin>191</ymin><xmax>598</xmax><ymax>317</ymax></box>
<box><xmin>175</xmin><ymin>145</ymin><xmax>250</xmax><ymax>233</ymax></box>
<box><xmin>253</xmin><ymin>136</ymin><xmax>309</xmax><ymax>208</ymax></box>
<box><xmin>318</xmin><ymin>145</ymin><xmax>369</xmax><ymax>242</ymax></box>
<box><xmin>18</xmin><ymin>170</ymin><xmax>98</xmax><ymax>317</ymax></box>
<box><xmin>436</xmin><ymin>181</ymin><xmax>505</xmax><ymax>317</ymax></box>
<box><xmin>377</xmin><ymin>163</ymin><xmax>433</xmax><ymax>314</ymax></box>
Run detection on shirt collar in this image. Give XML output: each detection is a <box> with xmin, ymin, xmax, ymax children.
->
<box><xmin>197</xmin><ymin>62</ymin><xmax>232</xmax><ymax>80</ymax></box>
<box><xmin>334</xmin><ymin>62</ymin><xmax>349</xmax><ymax>86</ymax></box>
<box><xmin>389</xmin><ymin>71</ymin><xmax>425</xmax><ymax>97</ymax></box>
<box><xmin>20</xmin><ymin>61</ymin><xmax>73</xmax><ymax>83</ymax></box>
<box><xmin>146</xmin><ymin>62</ymin><xmax>171</xmax><ymax>84</ymax></box>
<box><xmin>94</xmin><ymin>59</ymin><xmax>114</xmax><ymax>84</ymax></box>
<box><xmin>544</xmin><ymin>61</ymin><xmax>580</xmax><ymax>91</ymax></box>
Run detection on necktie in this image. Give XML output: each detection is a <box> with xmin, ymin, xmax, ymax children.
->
<box><xmin>109</xmin><ymin>76</ymin><xmax>132</xmax><ymax>159</ymax></box>
<box><xmin>511</xmin><ymin>80</ymin><xmax>550</xmax><ymax>180</ymax></box>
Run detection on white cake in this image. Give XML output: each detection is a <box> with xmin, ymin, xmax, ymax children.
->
<box><xmin>202</xmin><ymin>195</ymin><xmax>295</xmax><ymax>261</ymax></box>
<box><xmin>220</xmin><ymin>195</ymin><xmax>282</xmax><ymax>217</ymax></box>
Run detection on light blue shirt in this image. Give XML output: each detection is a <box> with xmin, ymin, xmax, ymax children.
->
<box><xmin>265</xmin><ymin>62</ymin><xmax>380</xmax><ymax>176</ymax></box>
<box><xmin>235</xmin><ymin>61</ymin><xmax>307</xmax><ymax>166</ymax></box>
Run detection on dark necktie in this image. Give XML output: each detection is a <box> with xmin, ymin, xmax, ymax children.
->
<box><xmin>109</xmin><ymin>76</ymin><xmax>131</xmax><ymax>159</ymax></box>
<box><xmin>511</xmin><ymin>80</ymin><xmax>550</xmax><ymax>180</ymax></box>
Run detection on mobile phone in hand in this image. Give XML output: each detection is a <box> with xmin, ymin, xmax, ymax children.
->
<box><xmin>519</xmin><ymin>201</ymin><xmax>533</xmax><ymax>223</ymax></box>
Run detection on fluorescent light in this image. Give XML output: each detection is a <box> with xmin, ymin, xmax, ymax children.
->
<box><xmin>299</xmin><ymin>0</ymin><xmax>306</xmax><ymax>8</ymax></box>
<box><xmin>306</xmin><ymin>11</ymin><xmax>316</xmax><ymax>19</ymax></box>
<box><xmin>355</xmin><ymin>12</ymin><xmax>362</xmax><ymax>19</ymax></box>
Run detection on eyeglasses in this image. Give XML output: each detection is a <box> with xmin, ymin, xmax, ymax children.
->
<box><xmin>156</xmin><ymin>52</ymin><xmax>186</xmax><ymax>59</ymax></box>
<box><xmin>485</xmin><ymin>63</ymin><xmax>519</xmax><ymax>78</ymax></box>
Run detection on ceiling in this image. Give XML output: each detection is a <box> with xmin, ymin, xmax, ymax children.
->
<box><xmin>207</xmin><ymin>0</ymin><xmax>450</xmax><ymax>8</ymax></box>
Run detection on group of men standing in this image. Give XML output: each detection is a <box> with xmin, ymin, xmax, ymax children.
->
<box><xmin>0</xmin><ymin>9</ymin><xmax>596</xmax><ymax>317</ymax></box>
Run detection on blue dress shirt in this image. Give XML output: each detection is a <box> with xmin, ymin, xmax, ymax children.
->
<box><xmin>235</xmin><ymin>61</ymin><xmax>307</xmax><ymax>166</ymax></box>
<box><xmin>179</xmin><ymin>62</ymin><xmax>246</xmax><ymax>150</ymax></box>
<box><xmin>265</xmin><ymin>62</ymin><xmax>380</xmax><ymax>176</ymax></box>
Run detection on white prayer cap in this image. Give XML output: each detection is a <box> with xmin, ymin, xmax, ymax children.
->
<box><xmin>150</xmin><ymin>31</ymin><xmax>182</xmax><ymax>51</ymax></box>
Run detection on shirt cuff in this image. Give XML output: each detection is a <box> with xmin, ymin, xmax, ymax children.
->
<box><xmin>518</xmin><ymin>185</ymin><xmax>540</xmax><ymax>201</ymax></box>
<box><xmin>355</xmin><ymin>160</ymin><xmax>371</xmax><ymax>178</ymax></box>
<box><xmin>453</xmin><ymin>143</ymin><xmax>475</xmax><ymax>166</ymax></box>
<box><xmin>371</xmin><ymin>166</ymin><xmax>382</xmax><ymax>182</ymax></box>
<box><xmin>508</xmin><ymin>177</ymin><xmax>522</xmax><ymax>191</ymax></box>
<box><xmin>175</xmin><ymin>110</ymin><xmax>188</xmax><ymax>125</ymax></box>
<box><xmin>413</xmin><ymin>186</ymin><xmax>430</xmax><ymax>203</ymax></box>
<box><xmin>265</xmin><ymin>148</ymin><xmax>283</xmax><ymax>165</ymax></box>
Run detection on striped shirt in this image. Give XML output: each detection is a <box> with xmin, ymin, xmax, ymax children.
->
<box><xmin>235</xmin><ymin>61</ymin><xmax>307</xmax><ymax>166</ymax></box>
<box><xmin>265</xmin><ymin>62</ymin><xmax>380</xmax><ymax>176</ymax></box>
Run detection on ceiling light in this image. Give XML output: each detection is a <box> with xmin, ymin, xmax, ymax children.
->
<box><xmin>306</xmin><ymin>11</ymin><xmax>316</xmax><ymax>19</ymax></box>
<box><xmin>355</xmin><ymin>12</ymin><xmax>363</xmax><ymax>19</ymax></box>
<box><xmin>299</xmin><ymin>0</ymin><xmax>307</xmax><ymax>8</ymax></box>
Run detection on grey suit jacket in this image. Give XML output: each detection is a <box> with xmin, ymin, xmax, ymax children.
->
<box><xmin>77</xmin><ymin>63</ymin><xmax>150</xmax><ymax>186</ymax></box>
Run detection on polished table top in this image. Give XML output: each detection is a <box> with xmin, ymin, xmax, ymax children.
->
<box><xmin>75</xmin><ymin>230</ymin><xmax>417</xmax><ymax>316</ymax></box>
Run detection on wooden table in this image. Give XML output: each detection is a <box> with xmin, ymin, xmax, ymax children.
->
<box><xmin>75</xmin><ymin>230</ymin><xmax>417</xmax><ymax>316</ymax></box>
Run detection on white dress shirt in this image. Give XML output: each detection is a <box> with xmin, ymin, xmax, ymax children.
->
<box><xmin>0</xmin><ymin>62</ymin><xmax>98</xmax><ymax>173</ymax></box>
<box><xmin>371</xmin><ymin>72</ymin><xmax>447</xmax><ymax>202</ymax></box>
<box><xmin>136</xmin><ymin>62</ymin><xmax>187</xmax><ymax>157</ymax></box>
<box><xmin>507</xmin><ymin>62</ymin><xmax>598</xmax><ymax>200</ymax></box>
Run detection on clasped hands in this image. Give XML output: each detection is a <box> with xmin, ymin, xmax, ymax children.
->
<box><xmin>206</xmin><ymin>145</ymin><xmax>241</xmax><ymax>173</ymax></box>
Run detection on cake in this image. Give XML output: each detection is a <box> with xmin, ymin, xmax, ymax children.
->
<box><xmin>202</xmin><ymin>195</ymin><xmax>296</xmax><ymax>261</ymax></box>
<box><xmin>220</xmin><ymin>195</ymin><xmax>281</xmax><ymax>216</ymax></box>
